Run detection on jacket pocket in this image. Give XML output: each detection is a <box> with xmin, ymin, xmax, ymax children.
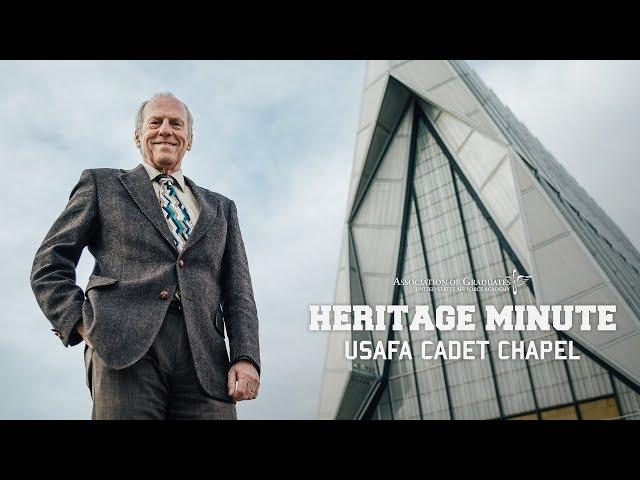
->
<box><xmin>84</xmin><ymin>275</ymin><xmax>119</xmax><ymax>298</ymax></box>
<box><xmin>82</xmin><ymin>275</ymin><xmax>119</xmax><ymax>332</ymax></box>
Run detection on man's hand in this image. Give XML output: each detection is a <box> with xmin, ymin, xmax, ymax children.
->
<box><xmin>228</xmin><ymin>361</ymin><xmax>260</xmax><ymax>401</ymax></box>
<box><xmin>74</xmin><ymin>321</ymin><xmax>93</xmax><ymax>348</ymax></box>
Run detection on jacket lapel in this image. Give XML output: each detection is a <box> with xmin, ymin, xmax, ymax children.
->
<box><xmin>181</xmin><ymin>175</ymin><xmax>219</xmax><ymax>254</ymax></box>
<box><xmin>118</xmin><ymin>164</ymin><xmax>179</xmax><ymax>253</ymax></box>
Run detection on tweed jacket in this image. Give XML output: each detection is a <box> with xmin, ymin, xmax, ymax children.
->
<box><xmin>30</xmin><ymin>164</ymin><xmax>260</xmax><ymax>402</ymax></box>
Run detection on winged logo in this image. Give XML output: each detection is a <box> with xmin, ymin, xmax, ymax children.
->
<box><xmin>500</xmin><ymin>269</ymin><xmax>532</xmax><ymax>295</ymax></box>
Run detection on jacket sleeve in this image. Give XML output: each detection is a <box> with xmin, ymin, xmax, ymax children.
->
<box><xmin>220</xmin><ymin>199</ymin><xmax>260</xmax><ymax>374</ymax></box>
<box><xmin>30</xmin><ymin>169</ymin><xmax>98</xmax><ymax>347</ymax></box>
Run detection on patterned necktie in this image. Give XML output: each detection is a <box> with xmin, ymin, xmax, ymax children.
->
<box><xmin>156</xmin><ymin>174</ymin><xmax>193</xmax><ymax>251</ymax></box>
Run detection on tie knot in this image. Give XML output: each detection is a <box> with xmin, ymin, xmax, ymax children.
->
<box><xmin>156</xmin><ymin>174</ymin><xmax>175</xmax><ymax>186</ymax></box>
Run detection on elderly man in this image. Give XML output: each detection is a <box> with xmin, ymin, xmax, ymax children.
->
<box><xmin>30</xmin><ymin>92</ymin><xmax>260</xmax><ymax>420</ymax></box>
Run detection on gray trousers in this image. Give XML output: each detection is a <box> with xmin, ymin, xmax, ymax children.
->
<box><xmin>84</xmin><ymin>300</ymin><xmax>237</xmax><ymax>420</ymax></box>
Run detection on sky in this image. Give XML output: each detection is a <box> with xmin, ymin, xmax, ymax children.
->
<box><xmin>0</xmin><ymin>60</ymin><xmax>638</xmax><ymax>420</ymax></box>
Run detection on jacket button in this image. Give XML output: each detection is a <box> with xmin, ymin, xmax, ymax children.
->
<box><xmin>160</xmin><ymin>291</ymin><xmax>170</xmax><ymax>300</ymax></box>
<box><xmin>178</xmin><ymin>259</ymin><xmax>184</xmax><ymax>268</ymax></box>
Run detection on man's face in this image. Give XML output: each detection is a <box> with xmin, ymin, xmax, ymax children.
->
<box><xmin>136</xmin><ymin>96</ymin><xmax>191</xmax><ymax>173</ymax></box>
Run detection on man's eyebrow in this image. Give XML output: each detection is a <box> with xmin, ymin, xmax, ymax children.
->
<box><xmin>148</xmin><ymin>116</ymin><xmax>185</xmax><ymax>123</ymax></box>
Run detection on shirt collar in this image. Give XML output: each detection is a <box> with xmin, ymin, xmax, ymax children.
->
<box><xmin>140</xmin><ymin>160</ymin><xmax>186</xmax><ymax>192</ymax></box>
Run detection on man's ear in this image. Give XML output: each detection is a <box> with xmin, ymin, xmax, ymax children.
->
<box><xmin>187</xmin><ymin>138</ymin><xmax>192</xmax><ymax>151</ymax></box>
<box><xmin>134</xmin><ymin>133</ymin><xmax>141</xmax><ymax>148</ymax></box>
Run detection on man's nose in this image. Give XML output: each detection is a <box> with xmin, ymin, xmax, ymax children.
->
<box><xmin>158</xmin><ymin>119</ymin><xmax>172</xmax><ymax>135</ymax></box>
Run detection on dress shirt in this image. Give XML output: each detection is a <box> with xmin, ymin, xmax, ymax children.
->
<box><xmin>140</xmin><ymin>160</ymin><xmax>201</xmax><ymax>226</ymax></box>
